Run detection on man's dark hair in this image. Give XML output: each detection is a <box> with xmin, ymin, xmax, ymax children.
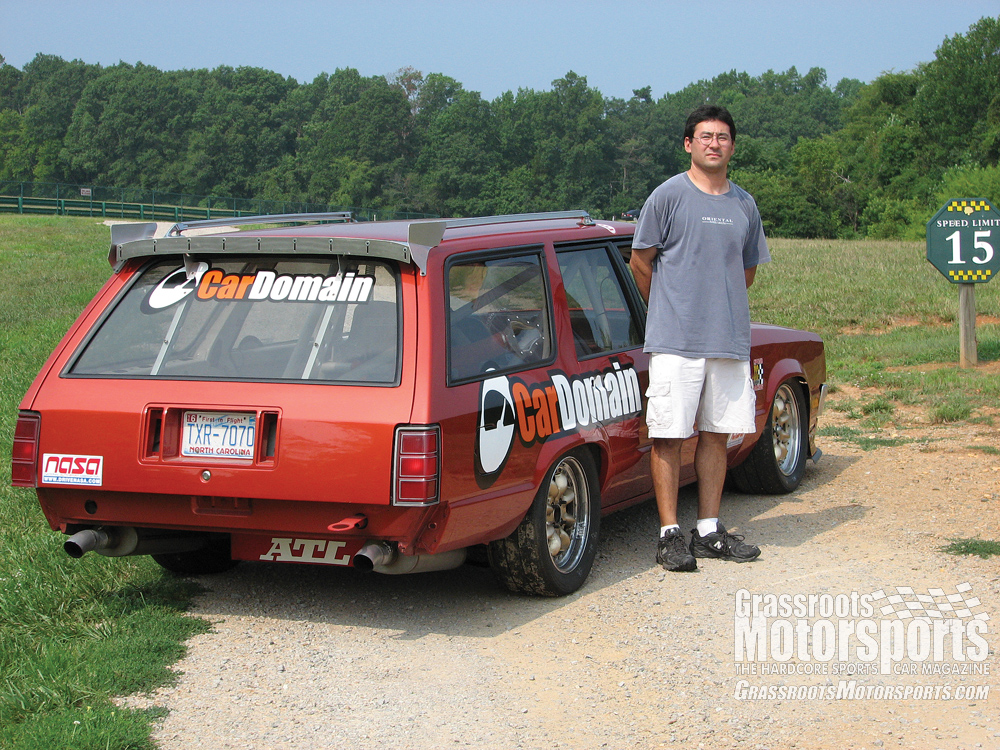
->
<box><xmin>684</xmin><ymin>105</ymin><xmax>737</xmax><ymax>142</ymax></box>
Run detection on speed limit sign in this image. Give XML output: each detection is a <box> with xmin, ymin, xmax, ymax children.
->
<box><xmin>926</xmin><ymin>198</ymin><xmax>999</xmax><ymax>367</ymax></box>
<box><xmin>926</xmin><ymin>198</ymin><xmax>999</xmax><ymax>283</ymax></box>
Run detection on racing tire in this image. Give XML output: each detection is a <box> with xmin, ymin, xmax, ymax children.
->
<box><xmin>152</xmin><ymin>537</ymin><xmax>239</xmax><ymax>575</ymax></box>
<box><xmin>729</xmin><ymin>380</ymin><xmax>808</xmax><ymax>495</ymax></box>
<box><xmin>488</xmin><ymin>449</ymin><xmax>600</xmax><ymax>596</ymax></box>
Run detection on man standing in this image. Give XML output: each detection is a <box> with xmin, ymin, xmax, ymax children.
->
<box><xmin>629</xmin><ymin>104</ymin><xmax>769</xmax><ymax>572</ymax></box>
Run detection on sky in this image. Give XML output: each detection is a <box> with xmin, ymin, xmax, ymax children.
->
<box><xmin>1</xmin><ymin>0</ymin><xmax>997</xmax><ymax>100</ymax></box>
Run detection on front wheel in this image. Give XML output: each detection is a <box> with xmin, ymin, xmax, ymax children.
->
<box><xmin>729</xmin><ymin>380</ymin><xmax>808</xmax><ymax>494</ymax></box>
<box><xmin>489</xmin><ymin>449</ymin><xmax>600</xmax><ymax>596</ymax></box>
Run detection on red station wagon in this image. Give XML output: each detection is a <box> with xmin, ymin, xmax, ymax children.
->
<box><xmin>12</xmin><ymin>211</ymin><xmax>826</xmax><ymax>595</ymax></box>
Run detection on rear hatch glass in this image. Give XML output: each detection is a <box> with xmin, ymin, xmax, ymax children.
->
<box><xmin>69</xmin><ymin>256</ymin><xmax>400</xmax><ymax>384</ymax></box>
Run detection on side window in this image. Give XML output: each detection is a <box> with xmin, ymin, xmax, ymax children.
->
<box><xmin>448</xmin><ymin>252</ymin><xmax>551</xmax><ymax>382</ymax></box>
<box><xmin>557</xmin><ymin>245</ymin><xmax>643</xmax><ymax>358</ymax></box>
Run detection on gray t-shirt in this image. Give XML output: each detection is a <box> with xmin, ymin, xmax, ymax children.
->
<box><xmin>632</xmin><ymin>172</ymin><xmax>770</xmax><ymax>359</ymax></box>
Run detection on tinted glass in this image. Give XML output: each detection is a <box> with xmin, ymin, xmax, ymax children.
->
<box><xmin>71</xmin><ymin>257</ymin><xmax>399</xmax><ymax>383</ymax></box>
<box><xmin>448</xmin><ymin>253</ymin><xmax>551</xmax><ymax>381</ymax></box>
<box><xmin>557</xmin><ymin>246</ymin><xmax>643</xmax><ymax>358</ymax></box>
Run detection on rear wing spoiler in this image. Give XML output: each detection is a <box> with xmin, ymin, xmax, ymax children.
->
<box><xmin>109</xmin><ymin>210</ymin><xmax>593</xmax><ymax>274</ymax></box>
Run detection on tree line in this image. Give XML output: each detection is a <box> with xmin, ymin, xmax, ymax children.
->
<box><xmin>0</xmin><ymin>15</ymin><xmax>997</xmax><ymax>239</ymax></box>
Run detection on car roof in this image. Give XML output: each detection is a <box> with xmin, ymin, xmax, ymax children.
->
<box><xmin>108</xmin><ymin>211</ymin><xmax>633</xmax><ymax>273</ymax></box>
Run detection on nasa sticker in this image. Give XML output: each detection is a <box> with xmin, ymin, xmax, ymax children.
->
<box><xmin>475</xmin><ymin>374</ymin><xmax>516</xmax><ymax>487</ymax></box>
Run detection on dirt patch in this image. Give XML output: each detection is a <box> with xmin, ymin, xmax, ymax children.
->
<box><xmin>122</xmin><ymin>423</ymin><xmax>999</xmax><ymax>750</ymax></box>
<box><xmin>886</xmin><ymin>359</ymin><xmax>1000</xmax><ymax>375</ymax></box>
<box><xmin>823</xmin><ymin>378</ymin><xmax>1000</xmax><ymax>438</ymax></box>
<box><xmin>839</xmin><ymin>314</ymin><xmax>1000</xmax><ymax>336</ymax></box>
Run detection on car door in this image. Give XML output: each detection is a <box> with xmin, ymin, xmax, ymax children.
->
<box><xmin>555</xmin><ymin>241</ymin><xmax>652</xmax><ymax>507</ymax></box>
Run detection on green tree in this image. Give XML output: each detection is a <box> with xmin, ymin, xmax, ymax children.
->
<box><xmin>62</xmin><ymin>63</ymin><xmax>199</xmax><ymax>189</ymax></box>
<box><xmin>0</xmin><ymin>54</ymin><xmax>99</xmax><ymax>181</ymax></box>
<box><xmin>413</xmin><ymin>89</ymin><xmax>498</xmax><ymax>215</ymax></box>
<box><xmin>937</xmin><ymin>164</ymin><xmax>1000</xmax><ymax>205</ymax></box>
<box><xmin>0</xmin><ymin>53</ymin><xmax>22</xmax><ymax>111</ymax></box>
<box><xmin>528</xmin><ymin>72</ymin><xmax>616</xmax><ymax>211</ymax></box>
<box><xmin>293</xmin><ymin>69</ymin><xmax>412</xmax><ymax>207</ymax></box>
<box><xmin>913</xmin><ymin>15</ymin><xmax>1000</xmax><ymax>165</ymax></box>
<box><xmin>605</xmin><ymin>88</ymin><xmax>660</xmax><ymax>214</ymax></box>
<box><xmin>180</xmin><ymin>66</ymin><xmax>299</xmax><ymax>198</ymax></box>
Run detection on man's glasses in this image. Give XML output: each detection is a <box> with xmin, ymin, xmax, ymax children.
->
<box><xmin>692</xmin><ymin>132</ymin><xmax>732</xmax><ymax>145</ymax></box>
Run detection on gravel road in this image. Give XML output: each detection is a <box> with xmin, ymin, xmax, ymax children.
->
<box><xmin>125</xmin><ymin>420</ymin><xmax>999</xmax><ymax>750</ymax></box>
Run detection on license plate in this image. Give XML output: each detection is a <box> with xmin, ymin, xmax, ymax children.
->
<box><xmin>181</xmin><ymin>411</ymin><xmax>256</xmax><ymax>459</ymax></box>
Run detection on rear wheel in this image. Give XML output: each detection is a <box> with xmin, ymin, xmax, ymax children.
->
<box><xmin>489</xmin><ymin>449</ymin><xmax>600</xmax><ymax>596</ymax></box>
<box><xmin>152</xmin><ymin>537</ymin><xmax>239</xmax><ymax>575</ymax></box>
<box><xmin>729</xmin><ymin>380</ymin><xmax>808</xmax><ymax>494</ymax></box>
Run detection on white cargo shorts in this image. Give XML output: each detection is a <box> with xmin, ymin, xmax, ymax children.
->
<box><xmin>645</xmin><ymin>353</ymin><xmax>756</xmax><ymax>439</ymax></box>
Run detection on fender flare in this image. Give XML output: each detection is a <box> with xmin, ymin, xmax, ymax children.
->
<box><xmin>762</xmin><ymin>358</ymin><xmax>808</xmax><ymax>414</ymax></box>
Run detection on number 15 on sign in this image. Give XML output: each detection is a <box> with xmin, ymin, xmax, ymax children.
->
<box><xmin>945</xmin><ymin>230</ymin><xmax>994</xmax><ymax>266</ymax></box>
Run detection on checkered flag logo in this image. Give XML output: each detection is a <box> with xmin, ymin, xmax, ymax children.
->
<box><xmin>869</xmin><ymin>582</ymin><xmax>990</xmax><ymax>622</ymax></box>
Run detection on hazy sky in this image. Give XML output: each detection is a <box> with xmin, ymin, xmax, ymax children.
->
<box><xmin>2</xmin><ymin>1</ymin><xmax>996</xmax><ymax>100</ymax></box>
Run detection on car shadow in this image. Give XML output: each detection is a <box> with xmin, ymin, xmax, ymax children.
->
<box><xmin>183</xmin><ymin>449</ymin><xmax>864</xmax><ymax>639</ymax></box>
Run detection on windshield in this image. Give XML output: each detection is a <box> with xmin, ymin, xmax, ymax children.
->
<box><xmin>70</xmin><ymin>257</ymin><xmax>400</xmax><ymax>384</ymax></box>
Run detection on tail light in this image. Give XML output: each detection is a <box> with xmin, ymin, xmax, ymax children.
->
<box><xmin>11</xmin><ymin>411</ymin><xmax>41</xmax><ymax>487</ymax></box>
<box><xmin>392</xmin><ymin>426</ymin><xmax>440</xmax><ymax>506</ymax></box>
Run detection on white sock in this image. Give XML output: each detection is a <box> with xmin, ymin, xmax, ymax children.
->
<box><xmin>660</xmin><ymin>524</ymin><xmax>680</xmax><ymax>537</ymax></box>
<box><xmin>696</xmin><ymin>518</ymin><xmax>719</xmax><ymax>537</ymax></box>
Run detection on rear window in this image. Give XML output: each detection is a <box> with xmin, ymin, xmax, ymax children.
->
<box><xmin>70</xmin><ymin>257</ymin><xmax>399</xmax><ymax>383</ymax></box>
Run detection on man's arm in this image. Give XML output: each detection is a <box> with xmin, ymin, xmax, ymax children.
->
<box><xmin>745</xmin><ymin>265</ymin><xmax>757</xmax><ymax>288</ymax></box>
<box><xmin>630</xmin><ymin>246</ymin><xmax>658</xmax><ymax>304</ymax></box>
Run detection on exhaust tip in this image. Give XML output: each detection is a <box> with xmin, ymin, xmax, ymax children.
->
<box><xmin>64</xmin><ymin>540</ymin><xmax>86</xmax><ymax>559</ymax></box>
<box><xmin>353</xmin><ymin>541</ymin><xmax>396</xmax><ymax>572</ymax></box>
<box><xmin>64</xmin><ymin>528</ymin><xmax>108</xmax><ymax>558</ymax></box>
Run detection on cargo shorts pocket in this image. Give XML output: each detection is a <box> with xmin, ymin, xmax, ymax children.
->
<box><xmin>644</xmin><ymin>381</ymin><xmax>673</xmax><ymax>430</ymax></box>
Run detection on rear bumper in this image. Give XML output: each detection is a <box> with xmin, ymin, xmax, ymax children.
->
<box><xmin>36</xmin><ymin>488</ymin><xmax>444</xmax><ymax>554</ymax></box>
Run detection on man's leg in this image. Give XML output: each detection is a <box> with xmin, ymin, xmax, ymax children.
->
<box><xmin>689</xmin><ymin>433</ymin><xmax>761</xmax><ymax>563</ymax></box>
<box><xmin>646</xmin><ymin>353</ymin><xmax>700</xmax><ymax>572</ymax></box>
<box><xmin>651</xmin><ymin>437</ymin><xmax>684</xmax><ymax>526</ymax></box>
<box><xmin>693</xmin><ymin>431</ymin><xmax>728</xmax><ymax>521</ymax></box>
<box><xmin>651</xmin><ymin>437</ymin><xmax>697</xmax><ymax>571</ymax></box>
<box><xmin>685</xmin><ymin>359</ymin><xmax>761</xmax><ymax>562</ymax></box>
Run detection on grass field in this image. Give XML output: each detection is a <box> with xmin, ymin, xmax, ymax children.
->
<box><xmin>0</xmin><ymin>216</ymin><xmax>208</xmax><ymax>750</ymax></box>
<box><xmin>754</xmin><ymin>238</ymin><xmax>1000</xmax><ymax>433</ymax></box>
<box><xmin>0</xmin><ymin>217</ymin><xmax>998</xmax><ymax>748</ymax></box>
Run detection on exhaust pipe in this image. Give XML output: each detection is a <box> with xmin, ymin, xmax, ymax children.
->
<box><xmin>353</xmin><ymin>541</ymin><xmax>467</xmax><ymax>575</ymax></box>
<box><xmin>64</xmin><ymin>528</ymin><xmax>115</xmax><ymax>558</ymax></box>
<box><xmin>353</xmin><ymin>540</ymin><xmax>395</xmax><ymax>571</ymax></box>
<box><xmin>64</xmin><ymin>527</ymin><xmax>210</xmax><ymax>559</ymax></box>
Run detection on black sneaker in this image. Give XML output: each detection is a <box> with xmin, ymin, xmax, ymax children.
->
<box><xmin>689</xmin><ymin>523</ymin><xmax>760</xmax><ymax>562</ymax></box>
<box><xmin>657</xmin><ymin>528</ymin><xmax>697</xmax><ymax>572</ymax></box>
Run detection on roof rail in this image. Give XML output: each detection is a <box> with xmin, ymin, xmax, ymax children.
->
<box><xmin>108</xmin><ymin>210</ymin><xmax>595</xmax><ymax>273</ymax></box>
<box><xmin>166</xmin><ymin>211</ymin><xmax>354</xmax><ymax>236</ymax></box>
<box><xmin>399</xmin><ymin>211</ymin><xmax>591</xmax><ymax>270</ymax></box>
<box><xmin>159</xmin><ymin>209</ymin><xmax>588</xmax><ymax>239</ymax></box>
<box><xmin>443</xmin><ymin>210</ymin><xmax>592</xmax><ymax>229</ymax></box>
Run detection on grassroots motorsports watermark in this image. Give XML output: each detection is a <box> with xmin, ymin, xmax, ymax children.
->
<box><xmin>732</xmin><ymin>583</ymin><xmax>992</xmax><ymax>701</ymax></box>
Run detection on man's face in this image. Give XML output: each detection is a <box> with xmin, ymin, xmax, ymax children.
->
<box><xmin>684</xmin><ymin>119</ymin><xmax>735</xmax><ymax>173</ymax></box>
